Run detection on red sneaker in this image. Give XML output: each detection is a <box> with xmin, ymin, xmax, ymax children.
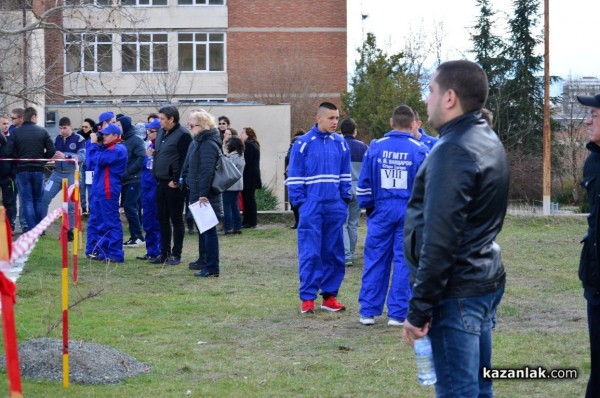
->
<box><xmin>321</xmin><ymin>296</ymin><xmax>346</xmax><ymax>312</ymax></box>
<box><xmin>301</xmin><ymin>300</ymin><xmax>315</xmax><ymax>314</ymax></box>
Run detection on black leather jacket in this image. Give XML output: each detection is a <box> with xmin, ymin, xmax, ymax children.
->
<box><xmin>403</xmin><ymin>111</ymin><xmax>509</xmax><ymax>328</ymax></box>
<box><xmin>580</xmin><ymin>142</ymin><xmax>600</xmax><ymax>298</ymax></box>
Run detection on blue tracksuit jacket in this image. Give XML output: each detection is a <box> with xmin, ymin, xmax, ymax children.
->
<box><xmin>286</xmin><ymin>124</ymin><xmax>352</xmax><ymax>300</ymax></box>
<box><xmin>357</xmin><ymin>130</ymin><xmax>428</xmax><ymax>320</ymax></box>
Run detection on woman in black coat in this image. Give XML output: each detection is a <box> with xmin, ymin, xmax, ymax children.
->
<box><xmin>240</xmin><ymin>127</ymin><xmax>262</xmax><ymax>228</ymax></box>
<box><xmin>184</xmin><ymin>109</ymin><xmax>223</xmax><ymax>277</ymax></box>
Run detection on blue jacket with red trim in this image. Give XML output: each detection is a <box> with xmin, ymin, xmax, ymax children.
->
<box><xmin>88</xmin><ymin>140</ymin><xmax>128</xmax><ymax>200</ymax></box>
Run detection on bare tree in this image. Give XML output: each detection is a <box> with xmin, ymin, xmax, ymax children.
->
<box><xmin>237</xmin><ymin>45</ymin><xmax>322</xmax><ymax>132</ymax></box>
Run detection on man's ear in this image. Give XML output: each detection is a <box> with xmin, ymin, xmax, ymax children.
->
<box><xmin>445</xmin><ymin>89</ymin><xmax>463</xmax><ymax>113</ymax></box>
<box><xmin>389</xmin><ymin>117</ymin><xmax>394</xmax><ymax>129</ymax></box>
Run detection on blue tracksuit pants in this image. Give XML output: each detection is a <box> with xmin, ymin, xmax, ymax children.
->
<box><xmin>297</xmin><ymin>198</ymin><xmax>347</xmax><ymax>301</ymax></box>
<box><xmin>358</xmin><ymin>200</ymin><xmax>411</xmax><ymax>320</ymax></box>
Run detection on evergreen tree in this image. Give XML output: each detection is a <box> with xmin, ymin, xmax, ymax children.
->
<box><xmin>342</xmin><ymin>33</ymin><xmax>425</xmax><ymax>141</ymax></box>
<box><xmin>502</xmin><ymin>0</ymin><xmax>544</xmax><ymax>154</ymax></box>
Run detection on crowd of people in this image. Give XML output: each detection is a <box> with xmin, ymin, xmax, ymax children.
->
<box><xmin>285</xmin><ymin>60</ymin><xmax>510</xmax><ymax>397</ymax></box>
<box><xmin>0</xmin><ymin>106</ymin><xmax>262</xmax><ymax>278</ymax></box>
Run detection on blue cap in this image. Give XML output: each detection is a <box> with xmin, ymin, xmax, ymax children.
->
<box><xmin>100</xmin><ymin>123</ymin><xmax>122</xmax><ymax>135</ymax></box>
<box><xmin>145</xmin><ymin>118</ymin><xmax>161</xmax><ymax>130</ymax></box>
<box><xmin>98</xmin><ymin>111</ymin><xmax>115</xmax><ymax>124</ymax></box>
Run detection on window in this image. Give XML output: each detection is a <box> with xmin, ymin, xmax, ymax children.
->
<box><xmin>178</xmin><ymin>0</ymin><xmax>224</xmax><ymax>5</ymax></box>
<box><xmin>178</xmin><ymin>33</ymin><xmax>225</xmax><ymax>72</ymax></box>
<box><xmin>121</xmin><ymin>33</ymin><xmax>168</xmax><ymax>72</ymax></box>
<box><xmin>121</xmin><ymin>0</ymin><xmax>168</xmax><ymax>5</ymax></box>
<box><xmin>65</xmin><ymin>33</ymin><xmax>113</xmax><ymax>73</ymax></box>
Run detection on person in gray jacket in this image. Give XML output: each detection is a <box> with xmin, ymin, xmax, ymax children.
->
<box><xmin>183</xmin><ymin>109</ymin><xmax>223</xmax><ymax>277</ymax></box>
<box><xmin>117</xmin><ymin>115</ymin><xmax>146</xmax><ymax>248</ymax></box>
<box><xmin>222</xmin><ymin>136</ymin><xmax>245</xmax><ymax>235</ymax></box>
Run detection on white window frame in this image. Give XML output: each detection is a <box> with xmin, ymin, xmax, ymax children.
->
<box><xmin>64</xmin><ymin>0</ymin><xmax>112</xmax><ymax>5</ymax></box>
<box><xmin>120</xmin><ymin>0</ymin><xmax>168</xmax><ymax>6</ymax></box>
<box><xmin>121</xmin><ymin>32</ymin><xmax>169</xmax><ymax>73</ymax></box>
<box><xmin>178</xmin><ymin>32</ymin><xmax>226</xmax><ymax>72</ymax></box>
<box><xmin>65</xmin><ymin>33</ymin><xmax>113</xmax><ymax>73</ymax></box>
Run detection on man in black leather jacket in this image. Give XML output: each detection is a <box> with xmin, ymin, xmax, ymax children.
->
<box><xmin>402</xmin><ymin>60</ymin><xmax>509</xmax><ymax>397</ymax></box>
<box><xmin>576</xmin><ymin>93</ymin><xmax>600</xmax><ymax>398</ymax></box>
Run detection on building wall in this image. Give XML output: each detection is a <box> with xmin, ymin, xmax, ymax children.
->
<box><xmin>44</xmin><ymin>103</ymin><xmax>291</xmax><ymax>210</ymax></box>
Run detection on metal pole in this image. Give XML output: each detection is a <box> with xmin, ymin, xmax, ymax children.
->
<box><xmin>542</xmin><ymin>0</ymin><xmax>551</xmax><ymax>215</ymax></box>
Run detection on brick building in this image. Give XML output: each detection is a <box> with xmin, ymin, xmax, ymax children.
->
<box><xmin>32</xmin><ymin>0</ymin><xmax>347</xmax><ymax>130</ymax></box>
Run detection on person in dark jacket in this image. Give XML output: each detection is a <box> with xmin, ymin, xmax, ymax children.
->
<box><xmin>40</xmin><ymin>117</ymin><xmax>85</xmax><ymax>241</ymax></box>
<box><xmin>402</xmin><ymin>60</ymin><xmax>508</xmax><ymax>397</ymax></box>
<box><xmin>183</xmin><ymin>109</ymin><xmax>223</xmax><ymax>277</ymax></box>
<box><xmin>284</xmin><ymin>129</ymin><xmax>305</xmax><ymax>229</ymax></box>
<box><xmin>117</xmin><ymin>115</ymin><xmax>146</xmax><ymax>248</ymax></box>
<box><xmin>4</xmin><ymin>107</ymin><xmax>56</xmax><ymax>231</ymax></box>
<box><xmin>0</xmin><ymin>119</ymin><xmax>15</xmax><ymax>231</ymax></box>
<box><xmin>240</xmin><ymin>127</ymin><xmax>262</xmax><ymax>228</ymax></box>
<box><xmin>150</xmin><ymin>106</ymin><xmax>192</xmax><ymax>266</ymax></box>
<box><xmin>576</xmin><ymin>93</ymin><xmax>600</xmax><ymax>398</ymax></box>
<box><xmin>77</xmin><ymin>117</ymin><xmax>97</xmax><ymax>214</ymax></box>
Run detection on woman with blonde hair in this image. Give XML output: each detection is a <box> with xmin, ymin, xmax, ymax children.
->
<box><xmin>183</xmin><ymin>109</ymin><xmax>223</xmax><ymax>277</ymax></box>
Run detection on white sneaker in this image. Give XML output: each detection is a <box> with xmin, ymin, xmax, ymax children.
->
<box><xmin>360</xmin><ymin>316</ymin><xmax>375</xmax><ymax>325</ymax></box>
<box><xmin>123</xmin><ymin>237</ymin><xmax>144</xmax><ymax>247</ymax></box>
<box><xmin>387</xmin><ymin>318</ymin><xmax>404</xmax><ymax>327</ymax></box>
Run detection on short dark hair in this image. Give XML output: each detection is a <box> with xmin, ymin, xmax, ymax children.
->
<box><xmin>59</xmin><ymin>117</ymin><xmax>71</xmax><ymax>127</ymax></box>
<box><xmin>435</xmin><ymin>60</ymin><xmax>488</xmax><ymax>113</ymax></box>
<box><xmin>218</xmin><ymin>116</ymin><xmax>230</xmax><ymax>125</ymax></box>
<box><xmin>23</xmin><ymin>107</ymin><xmax>37</xmax><ymax>122</ymax></box>
<box><xmin>340</xmin><ymin>118</ymin><xmax>356</xmax><ymax>135</ymax></box>
<box><xmin>318</xmin><ymin>102</ymin><xmax>338</xmax><ymax>111</ymax></box>
<box><xmin>11</xmin><ymin>108</ymin><xmax>24</xmax><ymax>118</ymax></box>
<box><xmin>226</xmin><ymin>136</ymin><xmax>245</xmax><ymax>156</ymax></box>
<box><xmin>391</xmin><ymin>105</ymin><xmax>416</xmax><ymax>130</ymax></box>
<box><xmin>158</xmin><ymin>106</ymin><xmax>179</xmax><ymax>124</ymax></box>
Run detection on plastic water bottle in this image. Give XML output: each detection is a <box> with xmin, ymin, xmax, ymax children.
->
<box><xmin>146</xmin><ymin>155</ymin><xmax>154</xmax><ymax>170</ymax></box>
<box><xmin>414</xmin><ymin>335</ymin><xmax>436</xmax><ymax>385</ymax></box>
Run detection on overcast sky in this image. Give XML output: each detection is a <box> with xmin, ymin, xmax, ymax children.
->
<box><xmin>347</xmin><ymin>0</ymin><xmax>599</xmax><ymax>87</ymax></box>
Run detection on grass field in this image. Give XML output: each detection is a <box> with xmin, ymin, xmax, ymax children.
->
<box><xmin>0</xmin><ymin>214</ymin><xmax>592</xmax><ymax>397</ymax></box>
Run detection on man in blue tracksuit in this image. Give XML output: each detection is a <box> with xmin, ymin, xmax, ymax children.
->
<box><xmin>286</xmin><ymin>102</ymin><xmax>352</xmax><ymax>314</ymax></box>
<box><xmin>356</xmin><ymin>105</ymin><xmax>428</xmax><ymax>326</ymax></box>
<box><xmin>41</xmin><ymin>117</ymin><xmax>85</xmax><ymax>241</ymax></box>
<box><xmin>136</xmin><ymin>118</ymin><xmax>162</xmax><ymax>261</ymax></box>
<box><xmin>85</xmin><ymin>123</ymin><xmax>128</xmax><ymax>263</ymax></box>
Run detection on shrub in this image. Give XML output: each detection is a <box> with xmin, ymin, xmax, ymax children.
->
<box><xmin>256</xmin><ymin>186</ymin><xmax>279</xmax><ymax>211</ymax></box>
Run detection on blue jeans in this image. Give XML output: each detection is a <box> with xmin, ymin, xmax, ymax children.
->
<box><xmin>200</xmin><ymin>226</ymin><xmax>219</xmax><ymax>273</ymax></box>
<box><xmin>15</xmin><ymin>171</ymin><xmax>45</xmax><ymax>230</ymax></box>
<box><xmin>343</xmin><ymin>190</ymin><xmax>360</xmax><ymax>262</ymax></box>
<box><xmin>41</xmin><ymin>171</ymin><xmax>75</xmax><ymax>229</ymax></box>
<box><xmin>222</xmin><ymin>191</ymin><xmax>242</xmax><ymax>232</ymax></box>
<box><xmin>122</xmin><ymin>183</ymin><xmax>143</xmax><ymax>239</ymax></box>
<box><xmin>428</xmin><ymin>285</ymin><xmax>505</xmax><ymax>398</ymax></box>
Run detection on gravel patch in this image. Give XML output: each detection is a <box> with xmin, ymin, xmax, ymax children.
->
<box><xmin>0</xmin><ymin>338</ymin><xmax>151</xmax><ymax>385</ymax></box>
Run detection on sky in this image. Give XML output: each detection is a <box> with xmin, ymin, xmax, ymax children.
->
<box><xmin>347</xmin><ymin>0</ymin><xmax>600</xmax><ymax>90</ymax></box>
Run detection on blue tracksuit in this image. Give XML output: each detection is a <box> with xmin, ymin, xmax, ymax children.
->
<box><xmin>286</xmin><ymin>124</ymin><xmax>352</xmax><ymax>300</ymax></box>
<box><xmin>356</xmin><ymin>130</ymin><xmax>428</xmax><ymax>320</ymax></box>
<box><xmin>418</xmin><ymin>128</ymin><xmax>438</xmax><ymax>150</ymax></box>
<box><xmin>85</xmin><ymin>140</ymin><xmax>128</xmax><ymax>262</ymax></box>
<box><xmin>141</xmin><ymin>142</ymin><xmax>161</xmax><ymax>258</ymax></box>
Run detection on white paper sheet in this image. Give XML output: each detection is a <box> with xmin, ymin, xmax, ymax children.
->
<box><xmin>188</xmin><ymin>201</ymin><xmax>219</xmax><ymax>233</ymax></box>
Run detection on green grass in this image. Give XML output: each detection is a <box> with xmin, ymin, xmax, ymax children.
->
<box><xmin>0</xmin><ymin>215</ymin><xmax>592</xmax><ymax>397</ymax></box>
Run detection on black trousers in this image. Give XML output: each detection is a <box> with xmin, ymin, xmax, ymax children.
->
<box><xmin>156</xmin><ymin>182</ymin><xmax>186</xmax><ymax>258</ymax></box>
<box><xmin>242</xmin><ymin>188</ymin><xmax>257</xmax><ymax>227</ymax></box>
<box><xmin>0</xmin><ymin>179</ymin><xmax>16</xmax><ymax>230</ymax></box>
<box><xmin>587</xmin><ymin>298</ymin><xmax>600</xmax><ymax>398</ymax></box>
